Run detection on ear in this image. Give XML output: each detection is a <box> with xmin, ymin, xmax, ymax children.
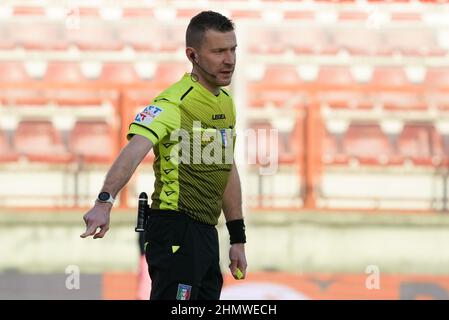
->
<box><xmin>186</xmin><ymin>48</ymin><xmax>196</xmax><ymax>63</ymax></box>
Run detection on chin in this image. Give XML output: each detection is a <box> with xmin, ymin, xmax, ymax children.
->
<box><xmin>217</xmin><ymin>78</ymin><xmax>232</xmax><ymax>87</ymax></box>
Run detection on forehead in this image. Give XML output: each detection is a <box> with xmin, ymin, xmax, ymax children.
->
<box><xmin>201</xmin><ymin>30</ymin><xmax>236</xmax><ymax>49</ymax></box>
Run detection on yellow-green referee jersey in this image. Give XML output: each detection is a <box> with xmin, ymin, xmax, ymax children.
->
<box><xmin>127</xmin><ymin>73</ymin><xmax>236</xmax><ymax>225</ymax></box>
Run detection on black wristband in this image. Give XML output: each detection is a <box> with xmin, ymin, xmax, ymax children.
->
<box><xmin>226</xmin><ymin>219</ymin><xmax>246</xmax><ymax>244</ymax></box>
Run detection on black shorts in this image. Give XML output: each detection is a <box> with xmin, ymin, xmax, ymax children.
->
<box><xmin>144</xmin><ymin>211</ymin><xmax>223</xmax><ymax>300</ymax></box>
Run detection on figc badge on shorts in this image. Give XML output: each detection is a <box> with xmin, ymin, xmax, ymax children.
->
<box><xmin>176</xmin><ymin>283</ymin><xmax>192</xmax><ymax>300</ymax></box>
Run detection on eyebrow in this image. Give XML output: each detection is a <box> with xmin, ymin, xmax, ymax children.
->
<box><xmin>211</xmin><ymin>45</ymin><xmax>238</xmax><ymax>51</ymax></box>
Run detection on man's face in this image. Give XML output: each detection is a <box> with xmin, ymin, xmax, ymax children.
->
<box><xmin>196</xmin><ymin>30</ymin><xmax>237</xmax><ymax>87</ymax></box>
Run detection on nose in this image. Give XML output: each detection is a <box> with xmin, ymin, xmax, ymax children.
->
<box><xmin>223</xmin><ymin>51</ymin><xmax>235</xmax><ymax>65</ymax></box>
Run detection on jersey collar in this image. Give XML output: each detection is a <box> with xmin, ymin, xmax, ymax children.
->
<box><xmin>185</xmin><ymin>73</ymin><xmax>222</xmax><ymax>99</ymax></box>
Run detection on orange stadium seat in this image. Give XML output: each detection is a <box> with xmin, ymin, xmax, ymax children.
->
<box><xmin>322</xmin><ymin>129</ymin><xmax>349</xmax><ymax>165</ymax></box>
<box><xmin>1</xmin><ymin>89</ymin><xmax>49</xmax><ymax>106</ymax></box>
<box><xmin>0</xmin><ymin>26</ymin><xmax>15</xmax><ymax>50</ymax></box>
<box><xmin>248</xmin><ymin>65</ymin><xmax>303</xmax><ymax>107</ymax></box>
<box><xmin>322</xmin><ymin>92</ymin><xmax>372</xmax><ymax>109</ymax></box>
<box><xmin>117</xmin><ymin>24</ymin><xmax>181</xmax><ymax>52</ymax></box>
<box><xmin>248</xmin><ymin>120</ymin><xmax>303</xmax><ymax>165</ymax></box>
<box><xmin>432</xmin><ymin>127</ymin><xmax>449</xmax><ymax>162</ymax></box>
<box><xmin>10</xmin><ymin>23</ymin><xmax>67</xmax><ymax>50</ymax></box>
<box><xmin>247</xmin><ymin>121</ymin><xmax>273</xmax><ymax>166</ymax></box>
<box><xmin>425</xmin><ymin>68</ymin><xmax>449</xmax><ymax>88</ymax></box>
<box><xmin>262</xmin><ymin>65</ymin><xmax>302</xmax><ymax>84</ymax></box>
<box><xmin>0</xmin><ymin>130</ymin><xmax>18</xmax><ymax>162</ymax></box>
<box><xmin>100</xmin><ymin>63</ymin><xmax>140</xmax><ymax>83</ymax></box>
<box><xmin>44</xmin><ymin>62</ymin><xmax>85</xmax><ymax>82</ymax></box>
<box><xmin>344</xmin><ymin>124</ymin><xmax>392</xmax><ymax>165</ymax></box>
<box><xmin>117</xmin><ymin>24</ymin><xmax>155</xmax><ymax>51</ymax></box>
<box><xmin>0</xmin><ymin>62</ymin><xmax>30</xmax><ymax>82</ymax></box>
<box><xmin>332</xmin><ymin>29</ymin><xmax>381</xmax><ymax>55</ymax></box>
<box><xmin>248</xmin><ymin>65</ymin><xmax>302</xmax><ymax>107</ymax></box>
<box><xmin>316</xmin><ymin>66</ymin><xmax>355</xmax><ymax>86</ymax></box>
<box><xmin>153</xmin><ymin>63</ymin><xmax>189</xmax><ymax>85</ymax></box>
<box><xmin>67</xmin><ymin>25</ymin><xmax>122</xmax><ymax>51</ymax></box>
<box><xmin>13</xmin><ymin>120</ymin><xmax>71</xmax><ymax>162</ymax></box>
<box><xmin>397</xmin><ymin>124</ymin><xmax>433</xmax><ymax>165</ymax></box>
<box><xmin>384</xmin><ymin>29</ymin><xmax>440</xmax><ymax>56</ymax></box>
<box><xmin>153</xmin><ymin>25</ymin><xmax>185</xmax><ymax>52</ymax></box>
<box><xmin>248</xmin><ymin>29</ymin><xmax>287</xmax><ymax>55</ymax></box>
<box><xmin>380</xmin><ymin>93</ymin><xmax>428</xmax><ymax>111</ymax></box>
<box><xmin>278</xmin><ymin>121</ymin><xmax>303</xmax><ymax>165</ymax></box>
<box><xmin>69</xmin><ymin>121</ymin><xmax>115</xmax><ymax>163</ymax></box>
<box><xmin>292</xmin><ymin>28</ymin><xmax>327</xmax><ymax>54</ymax></box>
<box><xmin>371</xmin><ymin>67</ymin><xmax>409</xmax><ymax>87</ymax></box>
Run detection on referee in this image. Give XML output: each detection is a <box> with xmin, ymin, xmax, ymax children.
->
<box><xmin>81</xmin><ymin>11</ymin><xmax>247</xmax><ymax>300</ymax></box>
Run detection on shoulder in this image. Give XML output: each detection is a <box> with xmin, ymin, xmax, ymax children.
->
<box><xmin>154</xmin><ymin>77</ymin><xmax>195</xmax><ymax>106</ymax></box>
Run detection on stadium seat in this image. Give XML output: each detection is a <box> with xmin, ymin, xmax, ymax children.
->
<box><xmin>380</xmin><ymin>93</ymin><xmax>427</xmax><ymax>111</ymax></box>
<box><xmin>69</xmin><ymin>121</ymin><xmax>116</xmax><ymax>163</ymax></box>
<box><xmin>425</xmin><ymin>68</ymin><xmax>449</xmax><ymax>88</ymax></box>
<box><xmin>100</xmin><ymin>63</ymin><xmax>139</xmax><ymax>83</ymax></box>
<box><xmin>249</xmin><ymin>65</ymin><xmax>302</xmax><ymax>107</ymax></box>
<box><xmin>231</xmin><ymin>10</ymin><xmax>261</xmax><ymax>20</ymax></box>
<box><xmin>117</xmin><ymin>24</ymin><xmax>155</xmax><ymax>51</ymax></box>
<box><xmin>13</xmin><ymin>120</ymin><xmax>71</xmax><ymax>162</ymax></box>
<box><xmin>0</xmin><ymin>62</ymin><xmax>30</xmax><ymax>82</ymax></box>
<box><xmin>292</xmin><ymin>28</ymin><xmax>327</xmax><ymax>54</ymax></box>
<box><xmin>154</xmin><ymin>25</ymin><xmax>184</xmax><ymax>52</ymax></box>
<box><xmin>397</xmin><ymin>124</ymin><xmax>433</xmax><ymax>165</ymax></box>
<box><xmin>54</xmin><ymin>89</ymin><xmax>109</xmax><ymax>106</ymax></box>
<box><xmin>332</xmin><ymin>29</ymin><xmax>380</xmax><ymax>55</ymax></box>
<box><xmin>0</xmin><ymin>26</ymin><xmax>15</xmax><ymax>50</ymax></box>
<box><xmin>262</xmin><ymin>65</ymin><xmax>302</xmax><ymax>84</ymax></box>
<box><xmin>248</xmin><ymin>29</ymin><xmax>287</xmax><ymax>55</ymax></box>
<box><xmin>118</xmin><ymin>24</ymin><xmax>181</xmax><ymax>52</ymax></box>
<box><xmin>0</xmin><ymin>129</ymin><xmax>18</xmax><ymax>162</ymax></box>
<box><xmin>248</xmin><ymin>120</ymin><xmax>302</xmax><ymax>165</ymax></box>
<box><xmin>44</xmin><ymin>62</ymin><xmax>85</xmax><ymax>82</ymax></box>
<box><xmin>432</xmin><ymin>128</ymin><xmax>449</xmax><ymax>163</ymax></box>
<box><xmin>1</xmin><ymin>88</ymin><xmax>48</xmax><ymax>106</ymax></box>
<box><xmin>385</xmin><ymin>29</ymin><xmax>437</xmax><ymax>56</ymax></box>
<box><xmin>371</xmin><ymin>67</ymin><xmax>409</xmax><ymax>87</ymax></box>
<box><xmin>11</xmin><ymin>23</ymin><xmax>67</xmax><ymax>50</ymax></box>
<box><xmin>278</xmin><ymin>120</ymin><xmax>303</xmax><ymax>165</ymax></box>
<box><xmin>322</xmin><ymin>92</ymin><xmax>372</xmax><ymax>109</ymax></box>
<box><xmin>316</xmin><ymin>66</ymin><xmax>355</xmax><ymax>86</ymax></box>
<box><xmin>67</xmin><ymin>25</ymin><xmax>122</xmax><ymax>51</ymax></box>
<box><xmin>247</xmin><ymin>121</ymin><xmax>274</xmax><ymax>166</ymax></box>
<box><xmin>343</xmin><ymin>124</ymin><xmax>392</xmax><ymax>165</ymax></box>
<box><xmin>153</xmin><ymin>63</ymin><xmax>189</xmax><ymax>85</ymax></box>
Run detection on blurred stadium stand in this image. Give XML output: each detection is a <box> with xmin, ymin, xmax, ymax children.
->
<box><xmin>0</xmin><ymin>0</ymin><xmax>449</xmax><ymax>212</ymax></box>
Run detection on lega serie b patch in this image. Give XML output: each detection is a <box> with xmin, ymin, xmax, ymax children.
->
<box><xmin>176</xmin><ymin>283</ymin><xmax>192</xmax><ymax>300</ymax></box>
<box><xmin>134</xmin><ymin>105</ymin><xmax>163</xmax><ymax>125</ymax></box>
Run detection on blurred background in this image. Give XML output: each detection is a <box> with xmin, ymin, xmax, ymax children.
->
<box><xmin>1</xmin><ymin>0</ymin><xmax>449</xmax><ymax>300</ymax></box>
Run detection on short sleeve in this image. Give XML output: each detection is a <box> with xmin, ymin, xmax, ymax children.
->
<box><xmin>127</xmin><ymin>101</ymin><xmax>180</xmax><ymax>145</ymax></box>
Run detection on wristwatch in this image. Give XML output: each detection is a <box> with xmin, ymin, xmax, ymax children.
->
<box><xmin>96</xmin><ymin>191</ymin><xmax>115</xmax><ymax>205</ymax></box>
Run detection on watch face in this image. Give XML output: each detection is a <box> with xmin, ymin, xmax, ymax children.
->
<box><xmin>98</xmin><ymin>192</ymin><xmax>110</xmax><ymax>201</ymax></box>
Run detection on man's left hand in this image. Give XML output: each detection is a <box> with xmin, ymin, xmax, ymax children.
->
<box><xmin>229</xmin><ymin>243</ymin><xmax>247</xmax><ymax>280</ymax></box>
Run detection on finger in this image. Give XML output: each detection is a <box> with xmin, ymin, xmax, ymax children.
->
<box><xmin>80</xmin><ymin>224</ymin><xmax>98</xmax><ymax>238</ymax></box>
<box><xmin>229</xmin><ymin>259</ymin><xmax>237</xmax><ymax>273</ymax></box>
<box><xmin>93</xmin><ymin>226</ymin><xmax>109</xmax><ymax>239</ymax></box>
<box><xmin>237</xmin><ymin>262</ymin><xmax>247</xmax><ymax>279</ymax></box>
<box><xmin>229</xmin><ymin>259</ymin><xmax>238</xmax><ymax>276</ymax></box>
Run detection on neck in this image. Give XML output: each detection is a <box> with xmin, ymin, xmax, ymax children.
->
<box><xmin>191</xmin><ymin>68</ymin><xmax>220</xmax><ymax>96</ymax></box>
